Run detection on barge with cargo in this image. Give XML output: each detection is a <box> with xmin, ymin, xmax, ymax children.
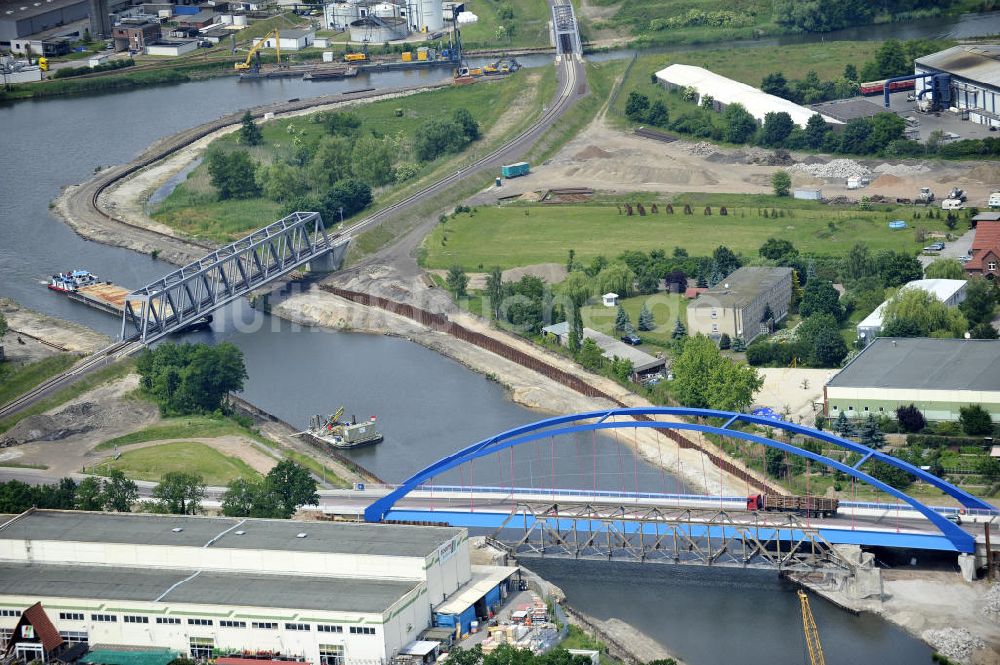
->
<box><xmin>299</xmin><ymin>407</ymin><xmax>383</xmax><ymax>449</ymax></box>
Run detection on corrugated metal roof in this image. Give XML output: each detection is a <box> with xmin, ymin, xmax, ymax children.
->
<box><xmin>915</xmin><ymin>45</ymin><xmax>1000</xmax><ymax>88</ymax></box>
<box><xmin>655</xmin><ymin>64</ymin><xmax>843</xmax><ymax>127</ymax></box>
<box><xmin>433</xmin><ymin>565</ymin><xmax>517</xmax><ymax>615</ymax></box>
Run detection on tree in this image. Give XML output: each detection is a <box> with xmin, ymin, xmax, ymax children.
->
<box><xmin>924</xmin><ymin>258</ymin><xmax>965</xmax><ymax>280</ymax></box>
<box><xmin>672</xmin><ymin>318</ymin><xmax>687</xmax><ymax>340</ymax></box>
<box><xmin>152</xmin><ymin>472</ymin><xmax>206</xmax><ymax>515</ymax></box>
<box><xmin>843</xmin><ymin>63</ymin><xmax>858</xmax><ymax>81</ymax></box>
<box><xmin>867</xmin><ymin>113</ymin><xmax>906</xmax><ymax>153</ymax></box>
<box><xmin>867</xmin><ymin>458</ymin><xmax>912</xmax><ymax>491</ymax></box>
<box><xmin>834</xmin><ymin>410</ymin><xmax>853</xmax><ymax>438</ymax></box>
<box><xmin>959</xmin><ymin>404</ymin><xmax>993</xmax><ymax>436</ymax></box>
<box><xmin>624</xmin><ymin>92</ymin><xmax>650</xmax><ymax>122</ymax></box>
<box><xmin>310</xmin><ymin>135</ymin><xmax>353</xmax><ymax>188</ymax></box>
<box><xmin>723</xmin><ymin>102</ymin><xmax>757</xmax><ymax>144</ymax></box>
<box><xmin>800</xmin><ymin>279</ymin><xmax>842</xmax><ymax>321</ymax></box>
<box><xmin>759</xmin><ymin>112</ymin><xmax>794</xmax><ymax>148</ymax></box>
<box><xmin>324</xmin><ymin>111</ymin><xmax>361</xmax><ymax>135</ymax></box>
<box><xmin>207</xmin><ymin>149</ymin><xmax>260</xmax><ymax>200</ymax></box>
<box><xmin>759</xmin><ymin>238</ymin><xmax>798</xmax><ymax>264</ymax></box>
<box><xmin>645</xmin><ymin>100</ymin><xmax>669</xmax><ymax>127</ymax></box>
<box><xmin>771</xmin><ymin>170</ymin><xmax>792</xmax><ymax>197</ymax></box>
<box><xmin>614</xmin><ymin>304</ymin><xmax>632</xmax><ymax>333</ymax></box>
<box><xmin>881</xmin><ymin>287</ymin><xmax>967</xmax><ymax>338</ymax></box>
<box><xmin>136</xmin><ymin>342</ymin><xmax>248</xmax><ymax>415</ymax></box>
<box><xmin>452</xmin><ymin>107</ymin><xmax>481</xmax><ymax>141</ymax></box>
<box><xmin>718</xmin><ymin>333</ymin><xmax>731</xmax><ymax>350</ymax></box>
<box><xmin>578</xmin><ymin>337</ymin><xmax>604</xmax><ymax>370</ymax></box>
<box><xmin>838</xmin><ymin>118</ymin><xmax>872</xmax><ymax>154</ymax></box>
<box><xmin>414</xmin><ymin>118</ymin><xmax>470</xmax><ymax>161</ymax></box>
<box><xmin>858</xmin><ymin>413</ymin><xmax>885</xmax><ymax>449</ymax></box>
<box><xmin>960</xmin><ymin>278</ymin><xmax>997</xmax><ymax>326</ymax></box>
<box><xmin>570</xmin><ymin>305</ymin><xmax>584</xmax><ymax>352</ymax></box>
<box><xmin>266</xmin><ymin>460</ymin><xmax>319</xmax><ymax>518</ymax></box>
<box><xmin>872</xmin><ymin>39</ymin><xmax>909</xmax><ymax>79</ymax></box>
<box><xmin>970</xmin><ymin>321</ymin><xmax>999</xmax><ymax>339</ymax></box>
<box><xmin>844</xmin><ymin>242</ymin><xmax>876</xmax><ymax>281</ymax></box>
<box><xmin>596</xmin><ymin>263</ymin><xmax>636</xmax><ymax>299</ymax></box>
<box><xmin>75</xmin><ymin>477</ymin><xmax>104</xmax><ymax>511</ymax></box>
<box><xmin>760</xmin><ymin>72</ymin><xmax>790</xmax><ymax>99</ymax></box>
<box><xmin>765</xmin><ymin>448</ymin><xmax>785</xmax><ymax>478</ymax></box>
<box><xmin>803</xmin><ymin>113</ymin><xmax>829</xmax><ymax>150</ymax></box>
<box><xmin>239</xmin><ymin>111</ymin><xmax>262</xmax><ymax>146</ymax></box>
<box><xmin>446</xmin><ymin>266</ymin><xmax>469</xmax><ymax>297</ymax></box>
<box><xmin>712</xmin><ymin>246</ymin><xmax>742</xmax><ymax>277</ymax></box>
<box><xmin>0</xmin><ymin>311</ymin><xmax>6</xmax><ymax>344</ymax></box>
<box><xmin>896</xmin><ymin>404</ymin><xmax>926</xmax><ymax>433</ymax></box>
<box><xmin>351</xmin><ymin>134</ymin><xmax>394</xmax><ymax>186</ymax></box>
<box><xmin>672</xmin><ymin>335</ymin><xmax>762</xmax><ymax>411</ymax></box>
<box><xmin>321</xmin><ymin>179</ymin><xmax>372</xmax><ymax>221</ymax></box>
<box><xmin>559</xmin><ymin>271</ymin><xmax>592</xmax><ymax>309</ymax></box>
<box><xmin>257</xmin><ymin>163</ymin><xmax>307</xmax><ymax>203</ymax></box>
<box><xmin>811</xmin><ymin>326</ymin><xmax>849</xmax><ymax>367</ymax></box>
<box><xmin>637</xmin><ymin>304</ymin><xmax>655</xmax><ymax>331</ymax></box>
<box><xmin>102</xmin><ymin>470</ymin><xmax>138</xmax><ymax>512</ymax></box>
<box><xmin>485</xmin><ymin>266</ymin><xmax>504</xmax><ymax>319</ymax></box>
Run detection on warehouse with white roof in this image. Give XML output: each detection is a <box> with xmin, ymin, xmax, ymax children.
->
<box><xmin>0</xmin><ymin>511</ymin><xmax>518</xmax><ymax>665</ymax></box>
<box><xmin>856</xmin><ymin>278</ymin><xmax>967</xmax><ymax>345</ymax></box>
<box><xmin>654</xmin><ymin>64</ymin><xmax>843</xmax><ymax>127</ymax></box>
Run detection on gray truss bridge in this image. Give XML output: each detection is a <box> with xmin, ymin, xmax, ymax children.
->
<box><xmin>492</xmin><ymin>502</ymin><xmax>856</xmax><ymax>575</ymax></box>
<box><xmin>552</xmin><ymin>2</ymin><xmax>582</xmax><ymax>57</ymax></box>
<box><xmin>122</xmin><ymin>212</ymin><xmax>343</xmax><ymax>343</ymax></box>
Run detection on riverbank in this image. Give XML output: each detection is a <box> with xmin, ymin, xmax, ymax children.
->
<box><xmin>1</xmin><ymin>298</ymin><xmax>110</xmax><ymax>356</ymax></box>
<box><xmin>803</xmin><ymin>571</ymin><xmax>1000</xmax><ymax>665</ymax></box>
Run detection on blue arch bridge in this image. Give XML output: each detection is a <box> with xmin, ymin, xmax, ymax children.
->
<box><xmin>356</xmin><ymin>408</ymin><xmax>998</xmax><ymax>585</ymax></box>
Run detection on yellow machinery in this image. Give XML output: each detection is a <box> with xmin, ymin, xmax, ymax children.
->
<box><xmin>235</xmin><ymin>30</ymin><xmax>280</xmax><ymax>71</ymax></box>
<box><xmin>798</xmin><ymin>590</ymin><xmax>826</xmax><ymax>665</ymax></box>
<box><xmin>345</xmin><ymin>52</ymin><xmax>367</xmax><ymax>62</ymax></box>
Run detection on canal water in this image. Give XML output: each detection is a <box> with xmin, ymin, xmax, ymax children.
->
<box><xmin>3</xmin><ymin>15</ymin><xmax>994</xmax><ymax>661</ymax></box>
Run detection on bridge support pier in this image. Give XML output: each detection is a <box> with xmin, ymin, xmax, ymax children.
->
<box><xmin>305</xmin><ymin>239</ymin><xmax>350</xmax><ymax>273</ymax></box>
<box><xmin>833</xmin><ymin>545</ymin><xmax>883</xmax><ymax>600</ymax></box>
<box><xmin>959</xmin><ymin>553</ymin><xmax>976</xmax><ymax>582</ymax></box>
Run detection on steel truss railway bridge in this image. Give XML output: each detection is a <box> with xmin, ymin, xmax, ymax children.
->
<box><xmin>363</xmin><ymin>408</ymin><xmax>998</xmax><ymax>578</ymax></box>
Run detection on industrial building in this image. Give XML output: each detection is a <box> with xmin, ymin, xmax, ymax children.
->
<box><xmin>824</xmin><ymin>337</ymin><xmax>1000</xmax><ymax>421</ymax></box>
<box><xmin>915</xmin><ymin>45</ymin><xmax>1000</xmax><ymax>128</ymax></box>
<box><xmin>0</xmin><ymin>0</ymin><xmax>88</xmax><ymax>45</ymax></box>
<box><xmin>324</xmin><ymin>0</ymin><xmax>442</xmax><ymax>38</ymax></box>
<box><xmin>687</xmin><ymin>267</ymin><xmax>794</xmax><ymax>343</ymax></box>
<box><xmin>809</xmin><ymin>97</ymin><xmax>893</xmax><ymax>123</ymax></box>
<box><xmin>856</xmin><ymin>278</ymin><xmax>967</xmax><ymax>345</ymax></box>
<box><xmin>253</xmin><ymin>28</ymin><xmax>315</xmax><ymax>51</ymax></box>
<box><xmin>111</xmin><ymin>21</ymin><xmax>160</xmax><ymax>51</ymax></box>
<box><xmin>654</xmin><ymin>64</ymin><xmax>843</xmax><ymax>128</ymax></box>
<box><xmin>541</xmin><ymin>322</ymin><xmax>666</xmax><ymax>380</ymax></box>
<box><xmin>0</xmin><ymin>511</ymin><xmax>518</xmax><ymax>665</ymax></box>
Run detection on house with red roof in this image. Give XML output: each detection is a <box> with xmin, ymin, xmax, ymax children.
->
<box><xmin>965</xmin><ymin>220</ymin><xmax>1000</xmax><ymax>280</ymax></box>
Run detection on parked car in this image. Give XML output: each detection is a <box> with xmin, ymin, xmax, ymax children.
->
<box><xmin>946</xmin><ymin>513</ymin><xmax>962</xmax><ymax>525</ymax></box>
<box><xmin>621</xmin><ymin>333</ymin><xmax>641</xmax><ymax>345</ymax></box>
<box><xmin>923</xmin><ymin>242</ymin><xmax>945</xmax><ymax>252</ymax></box>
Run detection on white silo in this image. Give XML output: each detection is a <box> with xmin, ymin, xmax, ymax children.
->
<box><xmin>326</xmin><ymin>0</ymin><xmax>360</xmax><ymax>29</ymax></box>
<box><xmin>410</xmin><ymin>0</ymin><xmax>442</xmax><ymax>32</ymax></box>
<box><xmin>372</xmin><ymin>1</ymin><xmax>399</xmax><ymax>18</ymax></box>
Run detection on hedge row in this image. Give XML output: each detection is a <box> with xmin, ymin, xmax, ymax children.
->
<box><xmin>905</xmin><ymin>433</ymin><xmax>993</xmax><ymax>448</ymax></box>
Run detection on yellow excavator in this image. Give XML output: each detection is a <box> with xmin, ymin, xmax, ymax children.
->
<box><xmin>798</xmin><ymin>589</ymin><xmax>826</xmax><ymax>665</ymax></box>
<box><xmin>235</xmin><ymin>30</ymin><xmax>280</xmax><ymax>75</ymax></box>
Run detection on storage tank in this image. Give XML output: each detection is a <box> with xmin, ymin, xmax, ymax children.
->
<box><xmin>219</xmin><ymin>14</ymin><xmax>234</xmax><ymax>24</ymax></box>
<box><xmin>326</xmin><ymin>1</ymin><xmax>359</xmax><ymax>29</ymax></box>
<box><xmin>372</xmin><ymin>1</ymin><xmax>399</xmax><ymax>18</ymax></box>
<box><xmin>417</xmin><ymin>0</ymin><xmax>443</xmax><ymax>31</ymax></box>
<box><xmin>232</xmin><ymin>14</ymin><xmax>247</xmax><ymax>26</ymax></box>
<box><xmin>348</xmin><ymin>16</ymin><xmax>407</xmax><ymax>42</ymax></box>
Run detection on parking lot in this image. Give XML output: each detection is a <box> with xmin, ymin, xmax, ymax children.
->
<box><xmin>887</xmin><ymin>90</ymin><xmax>998</xmax><ymax>143</ymax></box>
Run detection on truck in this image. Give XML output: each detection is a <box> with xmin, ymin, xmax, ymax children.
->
<box><xmin>990</xmin><ymin>192</ymin><xmax>1000</xmax><ymax>209</ymax></box>
<box><xmin>947</xmin><ymin>187</ymin><xmax>967</xmax><ymax>202</ymax></box>
<box><xmin>746</xmin><ymin>494</ymin><xmax>839</xmax><ymax>518</ymax></box>
<box><xmin>501</xmin><ymin>162</ymin><xmax>530</xmax><ymax>178</ymax></box>
<box><xmin>918</xmin><ymin>187</ymin><xmax>935</xmax><ymax>204</ymax></box>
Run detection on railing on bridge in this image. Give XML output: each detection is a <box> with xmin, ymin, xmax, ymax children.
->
<box><xmin>493</xmin><ymin>501</ymin><xmax>856</xmax><ymax>574</ymax></box>
<box><xmin>552</xmin><ymin>3</ymin><xmax>582</xmax><ymax>57</ymax></box>
<box><xmin>121</xmin><ymin>212</ymin><xmax>334</xmax><ymax>343</ymax></box>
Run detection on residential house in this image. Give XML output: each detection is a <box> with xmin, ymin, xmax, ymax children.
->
<box><xmin>965</xmin><ymin>220</ymin><xmax>1000</xmax><ymax>279</ymax></box>
<box><xmin>687</xmin><ymin>267</ymin><xmax>793</xmax><ymax>343</ymax></box>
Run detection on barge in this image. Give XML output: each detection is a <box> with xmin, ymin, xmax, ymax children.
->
<box><xmin>300</xmin><ymin>407</ymin><xmax>383</xmax><ymax>449</ymax></box>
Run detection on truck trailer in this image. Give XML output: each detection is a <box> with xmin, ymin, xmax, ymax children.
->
<box><xmin>746</xmin><ymin>494</ymin><xmax>839</xmax><ymax>518</ymax></box>
<box><xmin>501</xmin><ymin>162</ymin><xmax>530</xmax><ymax>178</ymax></box>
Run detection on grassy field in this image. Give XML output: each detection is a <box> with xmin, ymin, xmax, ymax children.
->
<box><xmin>581</xmin><ymin>293</ymin><xmax>686</xmax><ymax>350</ymax></box>
<box><xmin>0</xmin><ymin>360</ymin><xmax>135</xmax><ymax>435</ymax></box>
<box><xmin>458</xmin><ymin>0</ymin><xmax>555</xmax><ymax>48</ymax></box>
<box><xmin>0</xmin><ymin>354</ymin><xmax>79</xmax><ymax>408</ymax></box>
<box><xmin>96</xmin><ymin>441</ymin><xmax>259</xmax><ymax>484</ymax></box>
<box><xmin>424</xmin><ymin>195</ymin><xmax>948</xmax><ymax>271</ymax></box>
<box><xmin>96</xmin><ymin>416</ymin><xmax>253</xmax><ymax>451</ymax></box>
<box><xmin>153</xmin><ymin>72</ymin><xmax>542</xmax><ymax>243</ymax></box>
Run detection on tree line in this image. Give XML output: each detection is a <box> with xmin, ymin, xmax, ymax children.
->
<box><xmin>772</xmin><ymin>0</ymin><xmax>956</xmax><ymax>33</ymax></box>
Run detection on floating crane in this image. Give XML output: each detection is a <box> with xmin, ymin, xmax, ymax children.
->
<box><xmin>235</xmin><ymin>30</ymin><xmax>280</xmax><ymax>75</ymax></box>
<box><xmin>798</xmin><ymin>589</ymin><xmax>826</xmax><ymax>665</ymax></box>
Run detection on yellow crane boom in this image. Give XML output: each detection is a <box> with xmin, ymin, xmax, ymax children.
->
<box><xmin>235</xmin><ymin>30</ymin><xmax>280</xmax><ymax>71</ymax></box>
<box><xmin>798</xmin><ymin>589</ymin><xmax>826</xmax><ymax>665</ymax></box>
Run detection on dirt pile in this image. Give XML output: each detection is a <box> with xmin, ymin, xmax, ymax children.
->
<box><xmin>573</xmin><ymin>145</ymin><xmax>612</xmax><ymax>160</ymax></box>
<box><xmin>744</xmin><ymin>148</ymin><xmax>793</xmax><ymax>166</ymax></box>
<box><xmin>874</xmin><ymin>162</ymin><xmax>930</xmax><ymax>177</ymax></box>
<box><xmin>0</xmin><ymin>399</ymin><xmax>158</xmax><ymax>447</ymax></box>
<box><xmin>872</xmin><ymin>173</ymin><xmax>904</xmax><ymax>187</ymax></box>
<box><xmin>922</xmin><ymin>628</ymin><xmax>985</xmax><ymax>664</ymax></box>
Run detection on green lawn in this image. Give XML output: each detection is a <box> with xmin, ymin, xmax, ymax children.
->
<box><xmin>581</xmin><ymin>293</ymin><xmax>686</xmax><ymax>350</ymax></box>
<box><xmin>153</xmin><ymin>72</ymin><xmax>543</xmax><ymax>243</ymax></box>
<box><xmin>424</xmin><ymin>196</ymin><xmax>947</xmax><ymax>270</ymax></box>
<box><xmin>457</xmin><ymin>0</ymin><xmax>555</xmax><ymax>49</ymax></box>
<box><xmin>96</xmin><ymin>441</ymin><xmax>259</xmax><ymax>485</ymax></box>
<box><xmin>0</xmin><ymin>354</ymin><xmax>80</xmax><ymax>407</ymax></box>
<box><xmin>95</xmin><ymin>416</ymin><xmax>253</xmax><ymax>451</ymax></box>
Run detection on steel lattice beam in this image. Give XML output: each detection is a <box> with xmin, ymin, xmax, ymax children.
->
<box><xmin>552</xmin><ymin>3</ymin><xmax>581</xmax><ymax>56</ymax></box>
<box><xmin>121</xmin><ymin>211</ymin><xmax>333</xmax><ymax>344</ymax></box>
<box><xmin>494</xmin><ymin>502</ymin><xmax>856</xmax><ymax>575</ymax></box>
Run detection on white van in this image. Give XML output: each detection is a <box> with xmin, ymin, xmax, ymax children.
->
<box><xmin>989</xmin><ymin>192</ymin><xmax>1000</xmax><ymax>209</ymax></box>
<box><xmin>941</xmin><ymin>198</ymin><xmax>964</xmax><ymax>210</ymax></box>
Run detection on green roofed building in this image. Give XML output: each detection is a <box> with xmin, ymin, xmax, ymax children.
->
<box><xmin>824</xmin><ymin>337</ymin><xmax>1000</xmax><ymax>421</ymax></box>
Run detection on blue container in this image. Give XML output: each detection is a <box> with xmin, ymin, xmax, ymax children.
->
<box><xmin>888</xmin><ymin>220</ymin><xmax>907</xmax><ymax>229</ymax></box>
<box><xmin>501</xmin><ymin>162</ymin><xmax>529</xmax><ymax>178</ymax></box>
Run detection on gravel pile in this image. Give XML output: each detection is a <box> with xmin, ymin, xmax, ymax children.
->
<box><xmin>788</xmin><ymin>159</ymin><xmax>872</xmax><ymax>180</ymax></box>
<box><xmin>0</xmin><ymin>399</ymin><xmax>157</xmax><ymax>447</ymax></box>
<box><xmin>984</xmin><ymin>583</ymin><xmax>1000</xmax><ymax>615</ymax></box>
<box><xmin>922</xmin><ymin>628</ymin><xmax>985</xmax><ymax>664</ymax></box>
<box><xmin>874</xmin><ymin>162</ymin><xmax>930</xmax><ymax>176</ymax></box>
<box><xmin>687</xmin><ymin>141</ymin><xmax>720</xmax><ymax>157</ymax></box>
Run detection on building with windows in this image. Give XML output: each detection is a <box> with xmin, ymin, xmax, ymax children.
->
<box><xmin>824</xmin><ymin>337</ymin><xmax>1000</xmax><ymax>421</ymax></box>
<box><xmin>687</xmin><ymin>267</ymin><xmax>794</xmax><ymax>344</ymax></box>
<box><xmin>965</xmin><ymin>220</ymin><xmax>1000</xmax><ymax>279</ymax></box>
<box><xmin>0</xmin><ymin>511</ymin><xmax>517</xmax><ymax>665</ymax></box>
<box><xmin>855</xmin><ymin>278</ymin><xmax>967</xmax><ymax>345</ymax></box>
<box><xmin>915</xmin><ymin>45</ymin><xmax>1000</xmax><ymax>129</ymax></box>
<box><xmin>0</xmin><ymin>0</ymin><xmax>88</xmax><ymax>45</ymax></box>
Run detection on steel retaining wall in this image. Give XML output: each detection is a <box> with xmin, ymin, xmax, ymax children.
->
<box><xmin>321</xmin><ymin>285</ymin><xmax>783</xmax><ymax>495</ymax></box>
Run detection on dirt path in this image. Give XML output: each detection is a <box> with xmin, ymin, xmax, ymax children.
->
<box><xmin>2</xmin><ymin>299</ymin><xmax>111</xmax><ymax>359</ymax></box>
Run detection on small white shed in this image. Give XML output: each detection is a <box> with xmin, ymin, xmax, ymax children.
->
<box><xmin>602</xmin><ymin>293</ymin><xmax>619</xmax><ymax>307</ymax></box>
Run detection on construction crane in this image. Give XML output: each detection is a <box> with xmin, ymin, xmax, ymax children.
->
<box><xmin>798</xmin><ymin>589</ymin><xmax>826</xmax><ymax>665</ymax></box>
<box><xmin>235</xmin><ymin>30</ymin><xmax>280</xmax><ymax>73</ymax></box>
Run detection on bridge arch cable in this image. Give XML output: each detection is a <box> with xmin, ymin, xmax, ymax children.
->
<box><xmin>364</xmin><ymin>407</ymin><xmax>994</xmax><ymax>553</ymax></box>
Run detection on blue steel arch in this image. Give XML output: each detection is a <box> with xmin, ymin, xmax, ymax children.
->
<box><xmin>365</xmin><ymin>408</ymin><xmax>995</xmax><ymax>553</ymax></box>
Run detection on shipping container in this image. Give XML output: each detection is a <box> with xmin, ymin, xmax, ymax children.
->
<box><xmin>401</xmin><ymin>51</ymin><xmax>412</xmax><ymax>61</ymax></box>
<box><xmin>501</xmin><ymin>162</ymin><xmax>530</xmax><ymax>178</ymax></box>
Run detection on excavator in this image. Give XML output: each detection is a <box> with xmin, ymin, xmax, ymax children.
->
<box><xmin>235</xmin><ymin>30</ymin><xmax>280</xmax><ymax>78</ymax></box>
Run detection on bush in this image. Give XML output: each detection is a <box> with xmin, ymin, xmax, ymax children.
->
<box><xmin>959</xmin><ymin>404</ymin><xmax>993</xmax><ymax>436</ymax></box>
<box><xmin>905</xmin><ymin>434</ymin><xmax>989</xmax><ymax>449</ymax></box>
<box><xmin>52</xmin><ymin>57</ymin><xmax>134</xmax><ymax>79</ymax></box>
<box><xmin>896</xmin><ymin>404</ymin><xmax>926</xmax><ymax>433</ymax></box>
